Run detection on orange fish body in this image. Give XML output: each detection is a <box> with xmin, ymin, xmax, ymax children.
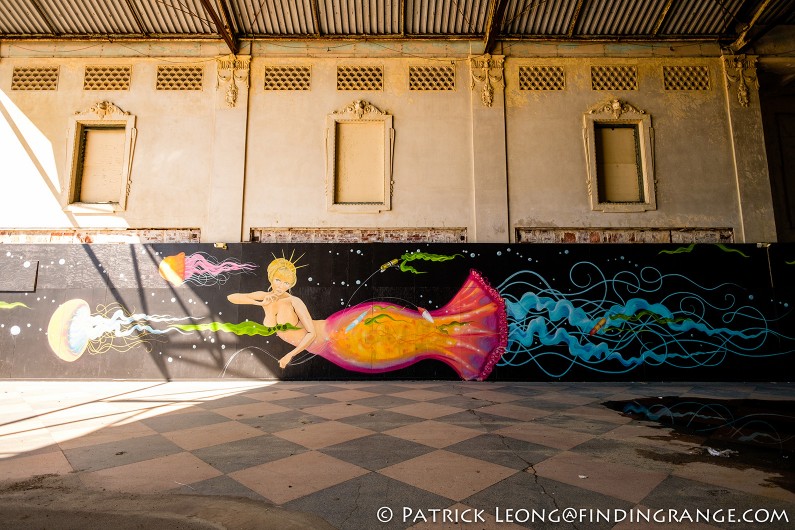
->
<box><xmin>303</xmin><ymin>270</ymin><xmax>507</xmax><ymax>381</ymax></box>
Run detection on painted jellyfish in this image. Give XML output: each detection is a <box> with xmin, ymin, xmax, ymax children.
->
<box><xmin>46</xmin><ymin>299</ymin><xmax>306</xmax><ymax>363</ymax></box>
<box><xmin>158</xmin><ymin>252</ymin><xmax>257</xmax><ymax>287</ymax></box>
<box><xmin>313</xmin><ymin>269</ymin><xmax>507</xmax><ymax>380</ymax></box>
<box><xmin>495</xmin><ymin>260</ymin><xmax>795</xmax><ymax>378</ymax></box>
<box><xmin>47</xmin><ymin>299</ymin><xmax>193</xmax><ymax>362</ymax></box>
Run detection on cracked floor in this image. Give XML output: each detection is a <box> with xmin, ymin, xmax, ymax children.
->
<box><xmin>1</xmin><ymin>380</ymin><xmax>793</xmax><ymax>529</ymax></box>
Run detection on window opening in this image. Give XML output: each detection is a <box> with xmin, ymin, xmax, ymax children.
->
<box><xmin>73</xmin><ymin>125</ymin><xmax>126</xmax><ymax>204</ymax></box>
<box><xmin>594</xmin><ymin>124</ymin><xmax>644</xmax><ymax>203</ymax></box>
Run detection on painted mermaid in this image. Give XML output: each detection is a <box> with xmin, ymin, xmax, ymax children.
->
<box><xmin>227</xmin><ymin>256</ymin><xmax>507</xmax><ymax>380</ymax></box>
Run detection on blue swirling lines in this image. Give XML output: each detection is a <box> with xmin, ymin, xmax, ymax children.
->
<box><xmin>497</xmin><ymin>262</ymin><xmax>794</xmax><ymax>378</ymax></box>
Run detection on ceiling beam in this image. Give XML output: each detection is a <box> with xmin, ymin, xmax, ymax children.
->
<box><xmin>401</xmin><ymin>0</ymin><xmax>407</xmax><ymax>37</ymax></box>
<box><xmin>483</xmin><ymin>0</ymin><xmax>509</xmax><ymax>54</ymax></box>
<box><xmin>199</xmin><ymin>0</ymin><xmax>238</xmax><ymax>54</ymax></box>
<box><xmin>29</xmin><ymin>0</ymin><xmax>59</xmax><ymax>36</ymax></box>
<box><xmin>652</xmin><ymin>0</ymin><xmax>675</xmax><ymax>36</ymax></box>
<box><xmin>567</xmin><ymin>0</ymin><xmax>586</xmax><ymax>37</ymax></box>
<box><xmin>310</xmin><ymin>0</ymin><xmax>321</xmax><ymax>37</ymax></box>
<box><xmin>729</xmin><ymin>0</ymin><xmax>778</xmax><ymax>52</ymax></box>
<box><xmin>217</xmin><ymin>0</ymin><xmax>238</xmax><ymax>39</ymax></box>
<box><xmin>124</xmin><ymin>0</ymin><xmax>150</xmax><ymax>37</ymax></box>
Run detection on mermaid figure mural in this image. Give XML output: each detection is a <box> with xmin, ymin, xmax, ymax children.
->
<box><xmin>227</xmin><ymin>255</ymin><xmax>507</xmax><ymax>380</ymax></box>
<box><xmin>228</xmin><ymin>251</ymin><xmax>795</xmax><ymax>380</ymax></box>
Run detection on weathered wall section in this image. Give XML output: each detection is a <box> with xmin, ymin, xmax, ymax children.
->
<box><xmin>505</xmin><ymin>56</ymin><xmax>740</xmax><ymax>232</ymax></box>
<box><xmin>0</xmin><ymin>40</ymin><xmax>777</xmax><ymax>243</ymax></box>
<box><xmin>0</xmin><ymin>51</ymin><xmax>217</xmax><ymax>232</ymax></box>
<box><xmin>1</xmin><ymin>243</ymin><xmax>793</xmax><ymax>381</ymax></box>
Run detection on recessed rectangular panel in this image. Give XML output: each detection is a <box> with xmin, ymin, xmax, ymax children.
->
<box><xmin>0</xmin><ymin>259</ymin><xmax>38</xmax><ymax>291</ymax></box>
<box><xmin>78</xmin><ymin>127</ymin><xmax>125</xmax><ymax>203</ymax></box>
<box><xmin>334</xmin><ymin>121</ymin><xmax>385</xmax><ymax>204</ymax></box>
<box><xmin>595</xmin><ymin>124</ymin><xmax>643</xmax><ymax>203</ymax></box>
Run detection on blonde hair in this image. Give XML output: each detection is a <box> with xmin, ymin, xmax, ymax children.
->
<box><xmin>267</xmin><ymin>257</ymin><xmax>297</xmax><ymax>288</ymax></box>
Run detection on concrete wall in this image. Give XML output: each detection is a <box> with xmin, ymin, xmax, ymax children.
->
<box><xmin>0</xmin><ymin>40</ymin><xmax>778</xmax><ymax>242</ymax></box>
<box><xmin>0</xmin><ymin>45</ymin><xmax>219</xmax><ymax>232</ymax></box>
<box><xmin>505</xmin><ymin>56</ymin><xmax>738</xmax><ymax>232</ymax></box>
<box><xmin>243</xmin><ymin>52</ymin><xmax>474</xmax><ymax>233</ymax></box>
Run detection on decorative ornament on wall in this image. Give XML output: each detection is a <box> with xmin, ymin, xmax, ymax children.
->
<box><xmin>470</xmin><ymin>54</ymin><xmax>504</xmax><ymax>108</ymax></box>
<box><xmin>332</xmin><ymin>99</ymin><xmax>388</xmax><ymax>120</ymax></box>
<box><xmin>723</xmin><ymin>55</ymin><xmax>758</xmax><ymax>108</ymax></box>
<box><xmin>216</xmin><ymin>54</ymin><xmax>250</xmax><ymax>108</ymax></box>
<box><xmin>77</xmin><ymin>101</ymin><xmax>130</xmax><ymax>119</ymax></box>
<box><xmin>586</xmin><ymin>98</ymin><xmax>646</xmax><ymax>120</ymax></box>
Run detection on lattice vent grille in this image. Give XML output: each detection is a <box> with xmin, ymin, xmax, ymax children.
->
<box><xmin>264</xmin><ymin>66</ymin><xmax>311</xmax><ymax>90</ymax></box>
<box><xmin>591</xmin><ymin>66</ymin><xmax>638</xmax><ymax>90</ymax></box>
<box><xmin>156</xmin><ymin>66</ymin><xmax>203</xmax><ymax>90</ymax></box>
<box><xmin>11</xmin><ymin>67</ymin><xmax>59</xmax><ymax>90</ymax></box>
<box><xmin>84</xmin><ymin>66</ymin><xmax>131</xmax><ymax>90</ymax></box>
<box><xmin>409</xmin><ymin>65</ymin><xmax>455</xmax><ymax>90</ymax></box>
<box><xmin>663</xmin><ymin>66</ymin><xmax>710</xmax><ymax>90</ymax></box>
<box><xmin>518</xmin><ymin>66</ymin><xmax>565</xmax><ymax>90</ymax></box>
<box><xmin>337</xmin><ymin>66</ymin><xmax>383</xmax><ymax>90</ymax></box>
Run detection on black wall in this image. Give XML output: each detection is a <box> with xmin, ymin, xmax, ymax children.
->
<box><xmin>0</xmin><ymin>243</ymin><xmax>793</xmax><ymax>381</ymax></box>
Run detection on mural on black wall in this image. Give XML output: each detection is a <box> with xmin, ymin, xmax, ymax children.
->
<box><xmin>1</xmin><ymin>243</ymin><xmax>794</xmax><ymax>381</ymax></box>
<box><xmin>47</xmin><ymin>298</ymin><xmax>193</xmax><ymax>362</ymax></box>
<box><xmin>496</xmin><ymin>250</ymin><xmax>792</xmax><ymax>379</ymax></box>
<box><xmin>158</xmin><ymin>251</ymin><xmax>258</xmax><ymax>286</ymax></box>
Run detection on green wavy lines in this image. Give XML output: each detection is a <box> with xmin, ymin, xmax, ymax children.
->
<box><xmin>715</xmin><ymin>244</ymin><xmax>749</xmax><ymax>258</ymax></box>
<box><xmin>785</xmin><ymin>260</ymin><xmax>795</xmax><ymax>266</ymax></box>
<box><xmin>611</xmin><ymin>310</ymin><xmax>690</xmax><ymax>326</ymax></box>
<box><xmin>603</xmin><ymin>311</ymin><xmax>691</xmax><ymax>335</ymax></box>
<box><xmin>659</xmin><ymin>243</ymin><xmax>750</xmax><ymax>258</ymax></box>
<box><xmin>170</xmin><ymin>321</ymin><xmax>300</xmax><ymax>336</ymax></box>
<box><xmin>0</xmin><ymin>302</ymin><xmax>30</xmax><ymax>310</ymax></box>
<box><xmin>437</xmin><ymin>321</ymin><xmax>473</xmax><ymax>334</ymax></box>
<box><xmin>398</xmin><ymin>252</ymin><xmax>463</xmax><ymax>274</ymax></box>
<box><xmin>364</xmin><ymin>314</ymin><xmax>405</xmax><ymax>326</ymax></box>
<box><xmin>658</xmin><ymin>243</ymin><xmax>695</xmax><ymax>255</ymax></box>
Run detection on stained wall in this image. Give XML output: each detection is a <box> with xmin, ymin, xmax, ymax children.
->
<box><xmin>0</xmin><ymin>39</ymin><xmax>778</xmax><ymax>243</ymax></box>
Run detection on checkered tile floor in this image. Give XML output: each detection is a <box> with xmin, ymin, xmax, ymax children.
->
<box><xmin>1</xmin><ymin>381</ymin><xmax>793</xmax><ymax>529</ymax></box>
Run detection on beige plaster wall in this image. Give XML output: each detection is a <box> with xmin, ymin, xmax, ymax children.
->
<box><xmin>505</xmin><ymin>55</ymin><xmax>739</xmax><ymax>234</ymax></box>
<box><xmin>242</xmin><ymin>54</ymin><xmax>474</xmax><ymax>235</ymax></box>
<box><xmin>0</xmin><ymin>40</ymin><xmax>777</xmax><ymax>242</ymax></box>
<box><xmin>0</xmin><ymin>46</ymin><xmax>216</xmax><ymax>231</ymax></box>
